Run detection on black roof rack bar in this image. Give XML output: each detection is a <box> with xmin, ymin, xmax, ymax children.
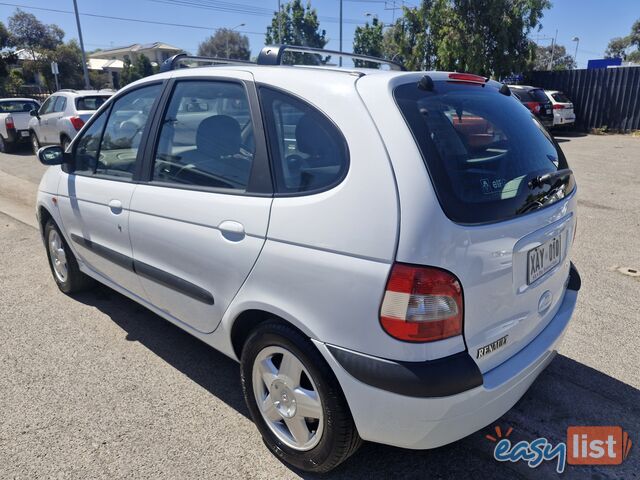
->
<box><xmin>160</xmin><ymin>53</ymin><xmax>255</xmax><ymax>73</ymax></box>
<box><xmin>257</xmin><ymin>45</ymin><xmax>406</xmax><ymax>71</ymax></box>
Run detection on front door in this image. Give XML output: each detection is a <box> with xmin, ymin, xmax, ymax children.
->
<box><xmin>129</xmin><ymin>76</ymin><xmax>272</xmax><ymax>333</ymax></box>
<box><xmin>57</xmin><ymin>83</ymin><xmax>164</xmax><ymax>298</ymax></box>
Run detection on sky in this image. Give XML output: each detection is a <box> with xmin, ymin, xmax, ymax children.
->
<box><xmin>0</xmin><ymin>0</ymin><xmax>638</xmax><ymax>69</ymax></box>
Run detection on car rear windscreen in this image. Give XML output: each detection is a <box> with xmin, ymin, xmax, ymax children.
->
<box><xmin>0</xmin><ymin>101</ymin><xmax>39</xmax><ymax>113</ymax></box>
<box><xmin>530</xmin><ymin>89</ymin><xmax>550</xmax><ymax>103</ymax></box>
<box><xmin>75</xmin><ymin>96</ymin><xmax>110</xmax><ymax>111</ymax></box>
<box><xmin>551</xmin><ymin>92</ymin><xmax>571</xmax><ymax>103</ymax></box>
<box><xmin>394</xmin><ymin>80</ymin><xmax>574</xmax><ymax>224</ymax></box>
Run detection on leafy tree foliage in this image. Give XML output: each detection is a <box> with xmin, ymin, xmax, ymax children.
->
<box><xmin>265</xmin><ymin>0</ymin><xmax>327</xmax><ymax>64</ymax></box>
<box><xmin>605</xmin><ymin>19</ymin><xmax>640</xmax><ymax>63</ymax></box>
<box><xmin>198</xmin><ymin>29</ymin><xmax>250</xmax><ymax>59</ymax></box>
<box><xmin>531</xmin><ymin>43</ymin><xmax>576</xmax><ymax>70</ymax></box>
<box><xmin>8</xmin><ymin>9</ymin><xmax>63</xmax><ymax>60</ymax></box>
<box><xmin>383</xmin><ymin>0</ymin><xmax>550</xmax><ymax>76</ymax></box>
<box><xmin>353</xmin><ymin>18</ymin><xmax>384</xmax><ymax>68</ymax></box>
<box><xmin>120</xmin><ymin>54</ymin><xmax>157</xmax><ymax>86</ymax></box>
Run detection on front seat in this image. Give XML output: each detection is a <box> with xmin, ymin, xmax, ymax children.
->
<box><xmin>179</xmin><ymin>115</ymin><xmax>252</xmax><ymax>188</ymax></box>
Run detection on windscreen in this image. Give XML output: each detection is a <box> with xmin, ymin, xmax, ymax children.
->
<box><xmin>394</xmin><ymin>80</ymin><xmax>574</xmax><ymax>224</ymax></box>
<box><xmin>0</xmin><ymin>100</ymin><xmax>39</xmax><ymax>113</ymax></box>
<box><xmin>552</xmin><ymin>92</ymin><xmax>571</xmax><ymax>103</ymax></box>
<box><xmin>75</xmin><ymin>96</ymin><xmax>110</xmax><ymax>111</ymax></box>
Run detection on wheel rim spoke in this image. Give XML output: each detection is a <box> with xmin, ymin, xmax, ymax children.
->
<box><xmin>258</xmin><ymin>357</ymin><xmax>278</xmax><ymax>388</ymax></box>
<box><xmin>284</xmin><ymin>416</ymin><xmax>311</xmax><ymax>445</ymax></box>
<box><xmin>278</xmin><ymin>352</ymin><xmax>303</xmax><ymax>387</ymax></box>
<box><xmin>293</xmin><ymin>388</ymin><xmax>322</xmax><ymax>419</ymax></box>
<box><xmin>261</xmin><ymin>394</ymin><xmax>282</xmax><ymax>422</ymax></box>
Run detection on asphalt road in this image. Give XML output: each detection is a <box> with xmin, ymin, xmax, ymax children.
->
<box><xmin>0</xmin><ymin>133</ymin><xmax>639</xmax><ymax>479</ymax></box>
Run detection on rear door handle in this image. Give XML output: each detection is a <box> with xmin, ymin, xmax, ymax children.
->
<box><xmin>218</xmin><ymin>220</ymin><xmax>245</xmax><ymax>240</ymax></box>
<box><xmin>108</xmin><ymin>199</ymin><xmax>123</xmax><ymax>214</ymax></box>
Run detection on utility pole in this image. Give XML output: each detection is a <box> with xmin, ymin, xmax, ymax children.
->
<box><xmin>547</xmin><ymin>28</ymin><xmax>558</xmax><ymax>71</ymax></box>
<box><xmin>572</xmin><ymin>36</ymin><xmax>580</xmax><ymax>69</ymax></box>
<box><xmin>72</xmin><ymin>0</ymin><xmax>91</xmax><ymax>89</ymax></box>
<box><xmin>277</xmin><ymin>0</ymin><xmax>282</xmax><ymax>41</ymax></box>
<box><xmin>339</xmin><ymin>0</ymin><xmax>343</xmax><ymax>66</ymax></box>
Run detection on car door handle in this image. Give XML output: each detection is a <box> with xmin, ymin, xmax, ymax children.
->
<box><xmin>218</xmin><ymin>220</ymin><xmax>245</xmax><ymax>241</ymax></box>
<box><xmin>108</xmin><ymin>199</ymin><xmax>123</xmax><ymax>214</ymax></box>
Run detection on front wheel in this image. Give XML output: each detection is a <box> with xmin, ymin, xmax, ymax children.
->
<box><xmin>44</xmin><ymin>219</ymin><xmax>95</xmax><ymax>294</ymax></box>
<box><xmin>241</xmin><ymin>322</ymin><xmax>361</xmax><ymax>473</ymax></box>
<box><xmin>31</xmin><ymin>132</ymin><xmax>40</xmax><ymax>155</ymax></box>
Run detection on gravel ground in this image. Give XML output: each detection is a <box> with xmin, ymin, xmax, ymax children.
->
<box><xmin>0</xmin><ymin>133</ymin><xmax>638</xmax><ymax>479</ymax></box>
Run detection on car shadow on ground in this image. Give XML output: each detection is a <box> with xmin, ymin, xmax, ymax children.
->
<box><xmin>73</xmin><ymin>284</ymin><xmax>639</xmax><ymax>480</ymax></box>
<box><xmin>552</xmin><ymin>130</ymin><xmax>588</xmax><ymax>143</ymax></box>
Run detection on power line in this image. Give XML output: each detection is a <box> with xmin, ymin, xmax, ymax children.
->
<box><xmin>0</xmin><ymin>2</ymin><xmax>266</xmax><ymax>35</ymax></box>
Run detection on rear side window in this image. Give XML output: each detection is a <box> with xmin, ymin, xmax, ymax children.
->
<box><xmin>53</xmin><ymin>96</ymin><xmax>67</xmax><ymax>113</ymax></box>
<box><xmin>394</xmin><ymin>81</ymin><xmax>574</xmax><ymax>224</ymax></box>
<box><xmin>76</xmin><ymin>96</ymin><xmax>110</xmax><ymax>111</ymax></box>
<box><xmin>552</xmin><ymin>92</ymin><xmax>571</xmax><ymax>103</ymax></box>
<box><xmin>259</xmin><ymin>87</ymin><xmax>348</xmax><ymax>194</ymax></box>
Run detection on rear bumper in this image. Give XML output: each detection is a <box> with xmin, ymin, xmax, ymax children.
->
<box><xmin>316</xmin><ymin>264</ymin><xmax>580</xmax><ymax>449</ymax></box>
<box><xmin>6</xmin><ymin>128</ymin><xmax>30</xmax><ymax>143</ymax></box>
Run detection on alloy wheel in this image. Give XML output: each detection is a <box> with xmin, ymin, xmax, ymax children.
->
<box><xmin>48</xmin><ymin>229</ymin><xmax>68</xmax><ymax>283</ymax></box>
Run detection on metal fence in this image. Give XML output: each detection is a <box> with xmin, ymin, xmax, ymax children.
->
<box><xmin>526</xmin><ymin>67</ymin><xmax>640</xmax><ymax>132</ymax></box>
<box><xmin>0</xmin><ymin>85</ymin><xmax>51</xmax><ymax>103</ymax></box>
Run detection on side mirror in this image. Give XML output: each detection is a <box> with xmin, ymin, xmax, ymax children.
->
<box><xmin>38</xmin><ymin>145</ymin><xmax>69</xmax><ymax>166</ymax></box>
<box><xmin>30</xmin><ymin>109</ymin><xmax>39</xmax><ymax>118</ymax></box>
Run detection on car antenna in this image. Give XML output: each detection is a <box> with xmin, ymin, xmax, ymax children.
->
<box><xmin>417</xmin><ymin>75</ymin><xmax>434</xmax><ymax>92</ymax></box>
<box><xmin>499</xmin><ymin>84</ymin><xmax>511</xmax><ymax>96</ymax></box>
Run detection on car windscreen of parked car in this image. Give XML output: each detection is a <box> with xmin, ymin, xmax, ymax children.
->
<box><xmin>0</xmin><ymin>100</ymin><xmax>39</xmax><ymax>113</ymax></box>
<box><xmin>75</xmin><ymin>95</ymin><xmax>111</xmax><ymax>111</ymax></box>
<box><xmin>394</xmin><ymin>80</ymin><xmax>574</xmax><ymax>224</ymax></box>
<box><xmin>551</xmin><ymin>92</ymin><xmax>571</xmax><ymax>103</ymax></box>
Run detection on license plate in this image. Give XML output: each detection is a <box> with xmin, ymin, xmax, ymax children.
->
<box><xmin>20</xmin><ymin>130</ymin><xmax>29</xmax><ymax>137</ymax></box>
<box><xmin>527</xmin><ymin>234</ymin><xmax>562</xmax><ymax>284</ymax></box>
<box><xmin>546</xmin><ymin>109</ymin><xmax>552</xmax><ymax>114</ymax></box>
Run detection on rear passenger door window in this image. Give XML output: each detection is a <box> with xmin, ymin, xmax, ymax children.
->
<box><xmin>259</xmin><ymin>87</ymin><xmax>349</xmax><ymax>194</ymax></box>
<box><xmin>152</xmin><ymin>80</ymin><xmax>255</xmax><ymax>191</ymax></box>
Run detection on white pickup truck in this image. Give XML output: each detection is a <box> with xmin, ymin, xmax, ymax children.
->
<box><xmin>0</xmin><ymin>98</ymin><xmax>41</xmax><ymax>153</ymax></box>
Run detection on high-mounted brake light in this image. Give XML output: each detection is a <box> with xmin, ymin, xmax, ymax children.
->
<box><xmin>380</xmin><ymin>263</ymin><xmax>463</xmax><ymax>342</ymax></box>
<box><xmin>70</xmin><ymin>116</ymin><xmax>85</xmax><ymax>130</ymax></box>
<box><xmin>5</xmin><ymin>116</ymin><xmax>15</xmax><ymax>130</ymax></box>
<box><xmin>448</xmin><ymin>72</ymin><xmax>488</xmax><ymax>84</ymax></box>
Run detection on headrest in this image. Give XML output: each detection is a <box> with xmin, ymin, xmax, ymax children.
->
<box><xmin>196</xmin><ymin>115</ymin><xmax>241</xmax><ymax>156</ymax></box>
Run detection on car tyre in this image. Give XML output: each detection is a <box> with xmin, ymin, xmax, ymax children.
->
<box><xmin>44</xmin><ymin>219</ymin><xmax>95</xmax><ymax>294</ymax></box>
<box><xmin>0</xmin><ymin>135</ymin><xmax>14</xmax><ymax>153</ymax></box>
<box><xmin>241</xmin><ymin>321</ymin><xmax>362</xmax><ymax>473</ymax></box>
<box><xmin>31</xmin><ymin>132</ymin><xmax>40</xmax><ymax>155</ymax></box>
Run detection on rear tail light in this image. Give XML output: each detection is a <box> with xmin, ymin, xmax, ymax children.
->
<box><xmin>5</xmin><ymin>116</ymin><xmax>15</xmax><ymax>130</ymax></box>
<box><xmin>448</xmin><ymin>72</ymin><xmax>488</xmax><ymax>85</ymax></box>
<box><xmin>70</xmin><ymin>116</ymin><xmax>85</xmax><ymax>130</ymax></box>
<box><xmin>525</xmin><ymin>102</ymin><xmax>541</xmax><ymax>113</ymax></box>
<box><xmin>553</xmin><ymin>104</ymin><xmax>566</xmax><ymax>110</ymax></box>
<box><xmin>380</xmin><ymin>263</ymin><xmax>463</xmax><ymax>342</ymax></box>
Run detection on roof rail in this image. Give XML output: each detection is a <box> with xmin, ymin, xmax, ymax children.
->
<box><xmin>257</xmin><ymin>45</ymin><xmax>405</xmax><ymax>71</ymax></box>
<box><xmin>159</xmin><ymin>53</ymin><xmax>254</xmax><ymax>73</ymax></box>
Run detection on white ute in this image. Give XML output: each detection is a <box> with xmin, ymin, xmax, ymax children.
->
<box><xmin>35</xmin><ymin>46</ymin><xmax>580</xmax><ymax>473</ymax></box>
<box><xmin>0</xmin><ymin>97</ymin><xmax>40</xmax><ymax>152</ymax></box>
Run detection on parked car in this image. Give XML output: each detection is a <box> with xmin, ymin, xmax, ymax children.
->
<box><xmin>28</xmin><ymin>89</ymin><xmax>114</xmax><ymax>154</ymax></box>
<box><xmin>509</xmin><ymin>85</ymin><xmax>554</xmax><ymax>127</ymax></box>
<box><xmin>0</xmin><ymin>98</ymin><xmax>41</xmax><ymax>152</ymax></box>
<box><xmin>545</xmin><ymin>90</ymin><xmax>576</xmax><ymax>127</ymax></box>
<box><xmin>34</xmin><ymin>49</ymin><xmax>580</xmax><ymax>473</ymax></box>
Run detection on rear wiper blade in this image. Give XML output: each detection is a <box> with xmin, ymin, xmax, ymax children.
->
<box><xmin>528</xmin><ymin>168</ymin><xmax>573</xmax><ymax>189</ymax></box>
<box><xmin>518</xmin><ymin>181</ymin><xmax>570</xmax><ymax>214</ymax></box>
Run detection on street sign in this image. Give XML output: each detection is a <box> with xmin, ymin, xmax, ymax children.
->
<box><xmin>51</xmin><ymin>62</ymin><xmax>59</xmax><ymax>75</ymax></box>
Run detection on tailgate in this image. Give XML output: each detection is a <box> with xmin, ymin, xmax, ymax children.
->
<box><xmin>11</xmin><ymin>112</ymin><xmax>32</xmax><ymax>130</ymax></box>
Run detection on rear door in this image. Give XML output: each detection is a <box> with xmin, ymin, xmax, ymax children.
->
<box><xmin>128</xmin><ymin>74</ymin><xmax>272</xmax><ymax>334</ymax></box>
<box><xmin>389</xmin><ymin>78</ymin><xmax>577</xmax><ymax>372</ymax></box>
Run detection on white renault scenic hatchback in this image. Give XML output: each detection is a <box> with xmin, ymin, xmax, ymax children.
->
<box><xmin>35</xmin><ymin>46</ymin><xmax>580</xmax><ymax>473</ymax></box>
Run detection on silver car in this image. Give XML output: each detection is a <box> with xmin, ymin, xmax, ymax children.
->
<box><xmin>28</xmin><ymin>89</ymin><xmax>113</xmax><ymax>153</ymax></box>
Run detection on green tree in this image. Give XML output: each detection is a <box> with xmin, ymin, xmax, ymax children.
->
<box><xmin>353</xmin><ymin>18</ymin><xmax>384</xmax><ymax>68</ymax></box>
<box><xmin>120</xmin><ymin>54</ymin><xmax>156</xmax><ymax>86</ymax></box>
<box><xmin>8</xmin><ymin>9</ymin><xmax>63</xmax><ymax>61</ymax></box>
<box><xmin>265</xmin><ymin>0</ymin><xmax>327</xmax><ymax>64</ymax></box>
<box><xmin>384</xmin><ymin>0</ymin><xmax>550</xmax><ymax>76</ymax></box>
<box><xmin>532</xmin><ymin>43</ymin><xmax>576</xmax><ymax>70</ymax></box>
<box><xmin>198</xmin><ymin>29</ymin><xmax>250</xmax><ymax>59</ymax></box>
<box><xmin>605</xmin><ymin>18</ymin><xmax>640</xmax><ymax>62</ymax></box>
